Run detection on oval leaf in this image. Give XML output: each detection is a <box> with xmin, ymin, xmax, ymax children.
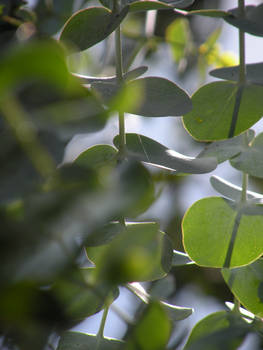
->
<box><xmin>174</xmin><ymin>8</ymin><xmax>229</xmax><ymax>18</ymax></box>
<box><xmin>210</xmin><ymin>62</ymin><xmax>263</xmax><ymax>85</ymax></box>
<box><xmin>182</xmin><ymin>197</ymin><xmax>263</xmax><ymax>268</ymax></box>
<box><xmin>184</xmin><ymin>311</ymin><xmax>250</xmax><ymax>350</ymax></box>
<box><xmin>74</xmin><ymin>145</ymin><xmax>118</xmax><ymax>169</ymax></box>
<box><xmin>222</xmin><ymin>259</ymin><xmax>263</xmax><ymax>318</ymax></box>
<box><xmin>126</xmin><ymin>77</ymin><xmax>192</xmax><ymax>117</ymax></box>
<box><xmin>60</xmin><ymin>6</ymin><xmax>129</xmax><ymax>52</ymax></box>
<box><xmin>230</xmin><ymin>132</ymin><xmax>263</xmax><ymax>178</ymax></box>
<box><xmin>183</xmin><ymin>81</ymin><xmax>263</xmax><ymax>141</ymax></box>
<box><xmin>114</xmin><ymin>133</ymin><xmax>217</xmax><ymax>173</ymax></box>
<box><xmin>210</xmin><ymin>175</ymin><xmax>263</xmax><ymax>201</ymax></box>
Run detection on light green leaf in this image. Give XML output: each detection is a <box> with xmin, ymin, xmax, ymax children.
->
<box><xmin>73</xmin><ymin>66</ymin><xmax>148</xmax><ymax>84</ymax></box>
<box><xmin>183</xmin><ymin>81</ymin><xmax>263</xmax><ymax>141</ymax></box>
<box><xmin>86</xmin><ymin>222</ymin><xmax>173</xmax><ymax>283</ymax></box>
<box><xmin>113</xmin><ymin>133</ymin><xmax>217</xmax><ymax>173</ymax></box>
<box><xmin>182</xmin><ymin>197</ymin><xmax>263</xmax><ymax>268</ymax></box>
<box><xmin>126</xmin><ymin>77</ymin><xmax>192</xmax><ymax>117</ymax></box>
<box><xmin>225</xmin><ymin>5</ymin><xmax>263</xmax><ymax>37</ymax></box>
<box><xmin>230</xmin><ymin>133</ymin><xmax>263</xmax><ymax>178</ymax></box>
<box><xmin>60</xmin><ymin>6</ymin><xmax>129</xmax><ymax>52</ymax></box>
<box><xmin>57</xmin><ymin>331</ymin><xmax>124</xmax><ymax>350</ymax></box>
<box><xmin>172</xmin><ymin>250</ymin><xmax>194</xmax><ymax>266</ymax></box>
<box><xmin>74</xmin><ymin>145</ymin><xmax>118</xmax><ymax>169</ymax></box>
<box><xmin>198</xmin><ymin>130</ymin><xmax>255</xmax><ymax>163</ymax></box>
<box><xmin>210</xmin><ymin>175</ymin><xmax>263</xmax><ymax>201</ymax></box>
<box><xmin>129</xmin><ymin>1</ymin><xmax>173</xmax><ymax>12</ymax></box>
<box><xmin>210</xmin><ymin>62</ymin><xmax>263</xmax><ymax>85</ymax></box>
<box><xmin>128</xmin><ymin>282</ymin><xmax>193</xmax><ymax>321</ymax></box>
<box><xmin>184</xmin><ymin>311</ymin><xmax>250</xmax><ymax>350</ymax></box>
<box><xmin>126</xmin><ymin>301</ymin><xmax>171</xmax><ymax>350</ymax></box>
<box><xmin>222</xmin><ymin>259</ymin><xmax>263</xmax><ymax>318</ymax></box>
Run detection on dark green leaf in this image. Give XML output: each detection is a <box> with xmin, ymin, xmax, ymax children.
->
<box><xmin>60</xmin><ymin>6</ymin><xmax>129</xmax><ymax>52</ymax></box>
<box><xmin>126</xmin><ymin>77</ymin><xmax>192</xmax><ymax>117</ymax></box>
<box><xmin>129</xmin><ymin>1</ymin><xmax>173</xmax><ymax>12</ymax></box>
<box><xmin>198</xmin><ymin>130</ymin><xmax>254</xmax><ymax>163</ymax></box>
<box><xmin>183</xmin><ymin>81</ymin><xmax>263</xmax><ymax>141</ymax></box>
<box><xmin>128</xmin><ymin>282</ymin><xmax>193</xmax><ymax>321</ymax></box>
<box><xmin>87</xmin><ymin>222</ymin><xmax>173</xmax><ymax>283</ymax></box>
<box><xmin>114</xmin><ymin>133</ymin><xmax>217</xmax><ymax>173</ymax></box>
<box><xmin>225</xmin><ymin>5</ymin><xmax>263</xmax><ymax>37</ymax></box>
<box><xmin>182</xmin><ymin>197</ymin><xmax>263</xmax><ymax>268</ymax></box>
<box><xmin>57</xmin><ymin>331</ymin><xmax>124</xmax><ymax>350</ymax></box>
<box><xmin>172</xmin><ymin>250</ymin><xmax>194</xmax><ymax>266</ymax></box>
<box><xmin>210</xmin><ymin>62</ymin><xmax>263</xmax><ymax>85</ymax></box>
<box><xmin>184</xmin><ymin>311</ymin><xmax>250</xmax><ymax>350</ymax></box>
<box><xmin>85</xmin><ymin>222</ymin><xmax>124</xmax><ymax>247</ymax></box>
<box><xmin>222</xmin><ymin>259</ymin><xmax>263</xmax><ymax>318</ymax></box>
<box><xmin>210</xmin><ymin>175</ymin><xmax>263</xmax><ymax>201</ymax></box>
<box><xmin>126</xmin><ymin>301</ymin><xmax>171</xmax><ymax>350</ymax></box>
<box><xmin>230</xmin><ymin>132</ymin><xmax>263</xmax><ymax>178</ymax></box>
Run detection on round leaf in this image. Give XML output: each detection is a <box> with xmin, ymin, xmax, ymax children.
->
<box><xmin>183</xmin><ymin>81</ymin><xmax>263</xmax><ymax>141</ymax></box>
<box><xmin>114</xmin><ymin>133</ymin><xmax>217</xmax><ymax>173</ymax></box>
<box><xmin>182</xmin><ymin>197</ymin><xmax>263</xmax><ymax>268</ymax></box>
<box><xmin>230</xmin><ymin>132</ymin><xmax>263</xmax><ymax>178</ymax></box>
<box><xmin>222</xmin><ymin>259</ymin><xmax>263</xmax><ymax>318</ymax></box>
<box><xmin>60</xmin><ymin>7</ymin><xmax>129</xmax><ymax>52</ymax></box>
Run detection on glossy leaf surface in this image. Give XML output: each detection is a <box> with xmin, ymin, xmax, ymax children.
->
<box><xmin>210</xmin><ymin>175</ymin><xmax>263</xmax><ymax>201</ymax></box>
<box><xmin>225</xmin><ymin>5</ymin><xmax>263</xmax><ymax>37</ymax></box>
<box><xmin>230</xmin><ymin>132</ymin><xmax>263</xmax><ymax>178</ymax></box>
<box><xmin>184</xmin><ymin>311</ymin><xmax>249</xmax><ymax>350</ymax></box>
<box><xmin>183</xmin><ymin>81</ymin><xmax>263</xmax><ymax>141</ymax></box>
<box><xmin>126</xmin><ymin>301</ymin><xmax>171</xmax><ymax>350</ymax></box>
<box><xmin>222</xmin><ymin>259</ymin><xmax>263</xmax><ymax>317</ymax></box>
<box><xmin>57</xmin><ymin>331</ymin><xmax>124</xmax><ymax>350</ymax></box>
<box><xmin>114</xmin><ymin>133</ymin><xmax>217</xmax><ymax>173</ymax></box>
<box><xmin>182</xmin><ymin>197</ymin><xmax>263</xmax><ymax>268</ymax></box>
<box><xmin>86</xmin><ymin>222</ymin><xmax>173</xmax><ymax>283</ymax></box>
<box><xmin>210</xmin><ymin>62</ymin><xmax>263</xmax><ymax>85</ymax></box>
<box><xmin>60</xmin><ymin>7</ymin><xmax>128</xmax><ymax>52</ymax></box>
<box><xmin>198</xmin><ymin>130</ymin><xmax>254</xmax><ymax>163</ymax></box>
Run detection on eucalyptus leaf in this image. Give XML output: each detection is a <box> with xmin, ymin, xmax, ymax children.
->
<box><xmin>73</xmin><ymin>66</ymin><xmax>148</xmax><ymax>84</ymax></box>
<box><xmin>222</xmin><ymin>259</ymin><xmax>263</xmax><ymax>318</ymax></box>
<box><xmin>230</xmin><ymin>132</ymin><xmax>263</xmax><ymax>178</ymax></box>
<box><xmin>210</xmin><ymin>62</ymin><xmax>263</xmax><ymax>85</ymax></box>
<box><xmin>129</xmin><ymin>1</ymin><xmax>173</xmax><ymax>12</ymax></box>
<box><xmin>114</xmin><ymin>133</ymin><xmax>217</xmax><ymax>173</ymax></box>
<box><xmin>128</xmin><ymin>282</ymin><xmax>193</xmax><ymax>321</ymax></box>
<box><xmin>210</xmin><ymin>175</ymin><xmax>263</xmax><ymax>201</ymax></box>
<box><xmin>198</xmin><ymin>130</ymin><xmax>255</xmax><ymax>163</ymax></box>
<box><xmin>57</xmin><ymin>331</ymin><xmax>124</xmax><ymax>350</ymax></box>
<box><xmin>183</xmin><ymin>81</ymin><xmax>263</xmax><ymax>141</ymax></box>
<box><xmin>126</xmin><ymin>301</ymin><xmax>171</xmax><ymax>350</ymax></box>
<box><xmin>174</xmin><ymin>8</ymin><xmax>229</xmax><ymax>17</ymax></box>
<box><xmin>74</xmin><ymin>145</ymin><xmax>118</xmax><ymax>169</ymax></box>
<box><xmin>86</xmin><ymin>222</ymin><xmax>173</xmax><ymax>283</ymax></box>
<box><xmin>182</xmin><ymin>197</ymin><xmax>263</xmax><ymax>268</ymax></box>
<box><xmin>225</xmin><ymin>4</ymin><xmax>263</xmax><ymax>37</ymax></box>
<box><xmin>60</xmin><ymin>6</ymin><xmax>129</xmax><ymax>52</ymax></box>
<box><xmin>126</xmin><ymin>77</ymin><xmax>192</xmax><ymax>117</ymax></box>
<box><xmin>184</xmin><ymin>311</ymin><xmax>250</xmax><ymax>350</ymax></box>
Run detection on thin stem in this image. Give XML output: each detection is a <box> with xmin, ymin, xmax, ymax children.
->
<box><xmin>96</xmin><ymin>304</ymin><xmax>110</xmax><ymax>350</ymax></box>
<box><xmin>233</xmin><ymin>297</ymin><xmax>241</xmax><ymax>313</ymax></box>
<box><xmin>241</xmin><ymin>171</ymin><xmax>248</xmax><ymax>202</ymax></box>
<box><xmin>238</xmin><ymin>0</ymin><xmax>246</xmax><ymax>84</ymax></box>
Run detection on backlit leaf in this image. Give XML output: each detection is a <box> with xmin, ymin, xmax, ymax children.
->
<box><xmin>182</xmin><ymin>197</ymin><xmax>263</xmax><ymax>268</ymax></box>
<box><xmin>183</xmin><ymin>81</ymin><xmax>263</xmax><ymax>141</ymax></box>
